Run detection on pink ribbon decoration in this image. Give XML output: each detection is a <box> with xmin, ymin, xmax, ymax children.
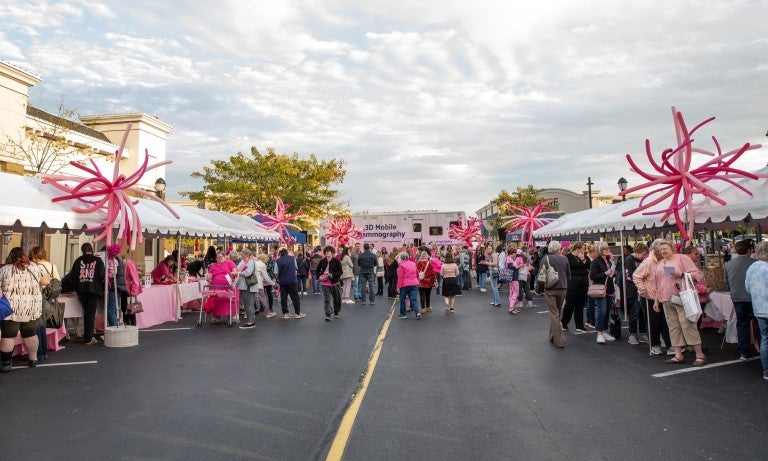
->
<box><xmin>620</xmin><ymin>107</ymin><xmax>763</xmax><ymax>241</ymax></box>
<box><xmin>255</xmin><ymin>197</ymin><xmax>303</xmax><ymax>245</ymax></box>
<box><xmin>323</xmin><ymin>217</ymin><xmax>365</xmax><ymax>249</ymax></box>
<box><xmin>499</xmin><ymin>200</ymin><xmax>554</xmax><ymax>248</ymax></box>
<box><xmin>41</xmin><ymin>123</ymin><xmax>180</xmax><ymax>250</ymax></box>
<box><xmin>448</xmin><ymin>216</ymin><xmax>484</xmax><ymax>248</ymax></box>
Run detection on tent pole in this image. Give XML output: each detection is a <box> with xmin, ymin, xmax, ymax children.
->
<box><xmin>620</xmin><ymin>229</ymin><xmax>627</xmax><ymax>320</ymax></box>
<box><xmin>175</xmin><ymin>233</ymin><xmax>182</xmax><ymax>320</ymax></box>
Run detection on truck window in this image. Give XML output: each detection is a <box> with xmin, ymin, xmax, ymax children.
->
<box><xmin>413</xmin><ymin>223</ymin><xmax>422</xmax><ymax>232</ymax></box>
<box><xmin>429</xmin><ymin>226</ymin><xmax>443</xmax><ymax>236</ymax></box>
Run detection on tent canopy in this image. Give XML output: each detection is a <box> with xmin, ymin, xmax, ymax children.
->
<box><xmin>0</xmin><ymin>171</ymin><xmax>280</xmax><ymax>241</ymax></box>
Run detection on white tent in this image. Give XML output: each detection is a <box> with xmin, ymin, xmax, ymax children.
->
<box><xmin>0</xmin><ymin>171</ymin><xmax>280</xmax><ymax>241</ymax></box>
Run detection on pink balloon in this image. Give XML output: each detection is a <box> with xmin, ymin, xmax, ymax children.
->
<box><xmin>255</xmin><ymin>197</ymin><xmax>303</xmax><ymax>245</ymax></box>
<box><xmin>499</xmin><ymin>200</ymin><xmax>555</xmax><ymax>248</ymax></box>
<box><xmin>323</xmin><ymin>217</ymin><xmax>364</xmax><ymax>249</ymax></box>
<box><xmin>448</xmin><ymin>216</ymin><xmax>485</xmax><ymax>248</ymax></box>
<box><xmin>621</xmin><ymin>107</ymin><xmax>763</xmax><ymax>241</ymax></box>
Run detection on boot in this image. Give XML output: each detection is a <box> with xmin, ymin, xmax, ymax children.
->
<box><xmin>1</xmin><ymin>351</ymin><xmax>13</xmax><ymax>373</ymax></box>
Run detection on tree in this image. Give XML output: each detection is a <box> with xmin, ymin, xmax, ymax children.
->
<box><xmin>4</xmin><ymin>101</ymin><xmax>83</xmax><ymax>175</ymax></box>
<box><xmin>184</xmin><ymin>147</ymin><xmax>347</xmax><ymax>228</ymax></box>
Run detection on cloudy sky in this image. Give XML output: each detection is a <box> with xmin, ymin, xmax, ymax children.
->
<box><xmin>2</xmin><ymin>0</ymin><xmax>767</xmax><ymax>215</ymax></box>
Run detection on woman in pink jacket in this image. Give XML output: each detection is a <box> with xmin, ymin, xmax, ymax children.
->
<box><xmin>653</xmin><ymin>240</ymin><xmax>706</xmax><ymax>365</ymax></box>
<box><xmin>632</xmin><ymin>240</ymin><xmax>672</xmax><ymax>356</ymax></box>
<box><xmin>396</xmin><ymin>252</ymin><xmax>421</xmax><ymax>320</ymax></box>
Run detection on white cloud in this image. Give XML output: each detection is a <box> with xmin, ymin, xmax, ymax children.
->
<box><xmin>3</xmin><ymin>0</ymin><xmax>767</xmax><ymax>216</ymax></box>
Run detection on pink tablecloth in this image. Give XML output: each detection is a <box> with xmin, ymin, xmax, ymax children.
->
<box><xmin>135</xmin><ymin>284</ymin><xmax>178</xmax><ymax>329</ymax></box>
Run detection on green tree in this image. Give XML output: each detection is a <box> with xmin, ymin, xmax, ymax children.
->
<box><xmin>184</xmin><ymin>147</ymin><xmax>346</xmax><ymax>228</ymax></box>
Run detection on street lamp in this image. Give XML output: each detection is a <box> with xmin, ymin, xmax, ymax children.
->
<box><xmin>617</xmin><ymin>177</ymin><xmax>628</xmax><ymax>201</ymax></box>
<box><xmin>154</xmin><ymin>177</ymin><xmax>166</xmax><ymax>199</ymax></box>
<box><xmin>586</xmin><ymin>177</ymin><xmax>594</xmax><ymax>209</ymax></box>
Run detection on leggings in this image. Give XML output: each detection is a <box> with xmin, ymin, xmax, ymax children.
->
<box><xmin>264</xmin><ymin>285</ymin><xmax>274</xmax><ymax>310</ymax></box>
<box><xmin>419</xmin><ymin>287</ymin><xmax>432</xmax><ymax>309</ymax></box>
<box><xmin>518</xmin><ymin>279</ymin><xmax>532</xmax><ymax>301</ymax></box>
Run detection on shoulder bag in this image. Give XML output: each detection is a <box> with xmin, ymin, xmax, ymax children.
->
<box><xmin>587</xmin><ymin>279</ymin><xmax>608</xmax><ymax>298</ymax></box>
<box><xmin>537</xmin><ymin>256</ymin><xmax>560</xmax><ymax>290</ymax></box>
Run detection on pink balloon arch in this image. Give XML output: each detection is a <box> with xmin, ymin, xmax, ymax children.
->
<box><xmin>41</xmin><ymin>123</ymin><xmax>179</xmax><ymax>250</ymax></box>
<box><xmin>322</xmin><ymin>217</ymin><xmax>364</xmax><ymax>249</ymax></box>
<box><xmin>255</xmin><ymin>197</ymin><xmax>304</xmax><ymax>246</ymax></box>
<box><xmin>448</xmin><ymin>216</ymin><xmax>484</xmax><ymax>248</ymax></box>
<box><xmin>620</xmin><ymin>106</ymin><xmax>763</xmax><ymax>241</ymax></box>
<box><xmin>499</xmin><ymin>200</ymin><xmax>555</xmax><ymax>248</ymax></box>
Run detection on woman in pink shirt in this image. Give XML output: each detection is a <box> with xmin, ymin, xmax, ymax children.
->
<box><xmin>653</xmin><ymin>240</ymin><xmax>706</xmax><ymax>366</ymax></box>
<box><xmin>396</xmin><ymin>252</ymin><xmax>421</xmax><ymax>319</ymax></box>
<box><xmin>432</xmin><ymin>253</ymin><xmax>443</xmax><ymax>296</ymax></box>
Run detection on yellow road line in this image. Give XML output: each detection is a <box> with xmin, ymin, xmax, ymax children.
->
<box><xmin>326</xmin><ymin>298</ymin><xmax>397</xmax><ymax>461</ymax></box>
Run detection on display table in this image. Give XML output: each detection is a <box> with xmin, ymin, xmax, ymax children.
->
<box><xmin>57</xmin><ymin>281</ymin><xmax>203</xmax><ymax>330</ymax></box>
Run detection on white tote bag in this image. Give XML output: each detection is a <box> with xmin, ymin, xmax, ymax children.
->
<box><xmin>679</xmin><ymin>272</ymin><xmax>702</xmax><ymax>322</ymax></box>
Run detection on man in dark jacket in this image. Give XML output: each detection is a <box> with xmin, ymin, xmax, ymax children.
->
<box><xmin>315</xmin><ymin>245</ymin><xmax>343</xmax><ymax>320</ymax></box>
<box><xmin>70</xmin><ymin>242</ymin><xmax>105</xmax><ymax>345</ymax></box>
<box><xmin>356</xmin><ymin>243</ymin><xmax>378</xmax><ymax>305</ymax></box>
<box><xmin>275</xmin><ymin>248</ymin><xmax>303</xmax><ymax>319</ymax></box>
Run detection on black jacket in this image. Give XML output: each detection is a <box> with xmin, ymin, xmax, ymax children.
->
<box><xmin>589</xmin><ymin>256</ymin><xmax>615</xmax><ymax>295</ymax></box>
<box><xmin>315</xmin><ymin>257</ymin><xmax>343</xmax><ymax>284</ymax></box>
<box><xmin>70</xmin><ymin>254</ymin><xmax>106</xmax><ymax>297</ymax></box>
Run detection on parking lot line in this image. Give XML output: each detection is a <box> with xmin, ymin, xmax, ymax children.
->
<box><xmin>652</xmin><ymin>356</ymin><xmax>759</xmax><ymax>378</ymax></box>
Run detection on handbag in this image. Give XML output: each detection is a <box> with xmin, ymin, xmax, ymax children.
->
<box><xmin>127</xmin><ymin>296</ymin><xmax>144</xmax><ymax>315</ymax></box>
<box><xmin>587</xmin><ymin>279</ymin><xmax>608</xmax><ymax>298</ymax></box>
<box><xmin>42</xmin><ymin>297</ymin><xmax>66</xmax><ymax>329</ymax></box>
<box><xmin>418</xmin><ymin>261</ymin><xmax>431</xmax><ymax>281</ymax></box>
<box><xmin>678</xmin><ymin>272</ymin><xmax>702</xmax><ymax>322</ymax></box>
<box><xmin>0</xmin><ymin>293</ymin><xmax>12</xmax><ymax>321</ymax></box>
<box><xmin>244</xmin><ymin>271</ymin><xmax>258</xmax><ymax>287</ymax></box>
<box><xmin>609</xmin><ymin>306</ymin><xmax>622</xmax><ymax>339</ymax></box>
<box><xmin>536</xmin><ymin>256</ymin><xmax>559</xmax><ymax>290</ymax></box>
<box><xmin>41</xmin><ymin>264</ymin><xmax>62</xmax><ymax>300</ymax></box>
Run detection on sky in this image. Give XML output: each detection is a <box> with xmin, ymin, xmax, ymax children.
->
<box><xmin>2</xmin><ymin>0</ymin><xmax>767</xmax><ymax>216</ymax></box>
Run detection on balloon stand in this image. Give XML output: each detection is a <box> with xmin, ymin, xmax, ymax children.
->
<box><xmin>104</xmin><ymin>325</ymin><xmax>139</xmax><ymax>348</ymax></box>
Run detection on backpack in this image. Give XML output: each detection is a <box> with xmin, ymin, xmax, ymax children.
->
<box><xmin>41</xmin><ymin>264</ymin><xmax>62</xmax><ymax>300</ymax></box>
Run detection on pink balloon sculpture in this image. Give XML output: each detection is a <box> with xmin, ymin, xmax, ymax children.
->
<box><xmin>448</xmin><ymin>216</ymin><xmax>484</xmax><ymax>248</ymax></box>
<box><xmin>255</xmin><ymin>197</ymin><xmax>303</xmax><ymax>245</ymax></box>
<box><xmin>323</xmin><ymin>217</ymin><xmax>364</xmax><ymax>248</ymax></box>
<box><xmin>499</xmin><ymin>200</ymin><xmax>554</xmax><ymax>248</ymax></box>
<box><xmin>41</xmin><ymin>123</ymin><xmax>179</xmax><ymax>250</ymax></box>
<box><xmin>620</xmin><ymin>107</ymin><xmax>763</xmax><ymax>241</ymax></box>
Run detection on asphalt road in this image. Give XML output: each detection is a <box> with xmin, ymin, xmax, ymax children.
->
<box><xmin>2</xmin><ymin>285</ymin><xmax>767</xmax><ymax>460</ymax></box>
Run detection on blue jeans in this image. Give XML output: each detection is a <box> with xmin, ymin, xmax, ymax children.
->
<box><xmin>399</xmin><ymin>286</ymin><xmax>421</xmax><ymax>316</ymax></box>
<box><xmin>107</xmin><ymin>290</ymin><xmax>118</xmax><ymax>327</ymax></box>
<box><xmin>757</xmin><ymin>317</ymin><xmax>768</xmax><ymax>375</ymax></box>
<box><xmin>586</xmin><ymin>297</ymin><xmax>597</xmax><ymax>325</ymax></box>
<box><xmin>435</xmin><ymin>274</ymin><xmax>443</xmax><ymax>295</ymax></box>
<box><xmin>734</xmin><ymin>302</ymin><xmax>759</xmax><ymax>355</ymax></box>
<box><xmin>478</xmin><ymin>271</ymin><xmax>487</xmax><ymax>288</ymax></box>
<box><xmin>358</xmin><ymin>273</ymin><xmax>376</xmax><ymax>303</ymax></box>
<box><xmin>457</xmin><ymin>269</ymin><xmax>464</xmax><ymax>294</ymax></box>
<box><xmin>490</xmin><ymin>272</ymin><xmax>500</xmax><ymax>304</ymax></box>
<box><xmin>311</xmin><ymin>272</ymin><xmax>321</xmax><ymax>294</ymax></box>
<box><xmin>352</xmin><ymin>275</ymin><xmax>361</xmax><ymax>300</ymax></box>
<box><xmin>594</xmin><ymin>296</ymin><xmax>608</xmax><ymax>331</ymax></box>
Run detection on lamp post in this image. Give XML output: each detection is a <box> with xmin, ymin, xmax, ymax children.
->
<box><xmin>154</xmin><ymin>177</ymin><xmax>166</xmax><ymax>200</ymax></box>
<box><xmin>586</xmin><ymin>177</ymin><xmax>594</xmax><ymax>209</ymax></box>
<box><xmin>617</xmin><ymin>177</ymin><xmax>628</xmax><ymax>201</ymax></box>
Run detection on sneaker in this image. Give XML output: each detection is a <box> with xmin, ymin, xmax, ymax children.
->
<box><xmin>398</xmin><ymin>315</ymin><xmax>408</xmax><ymax>319</ymax></box>
<box><xmin>666</xmin><ymin>348</ymin><xmax>676</xmax><ymax>356</ymax></box>
<box><xmin>596</xmin><ymin>334</ymin><xmax>606</xmax><ymax>344</ymax></box>
<box><xmin>333</xmin><ymin>313</ymin><xmax>340</xmax><ymax>318</ymax></box>
<box><xmin>651</xmin><ymin>346</ymin><xmax>663</xmax><ymax>355</ymax></box>
<box><xmin>449</xmin><ymin>308</ymin><xmax>455</xmax><ymax>313</ymax></box>
<box><xmin>604</xmin><ymin>333</ymin><xmax>616</xmax><ymax>342</ymax></box>
<box><xmin>638</xmin><ymin>335</ymin><xmax>649</xmax><ymax>344</ymax></box>
<box><xmin>266</xmin><ymin>311</ymin><xmax>277</xmax><ymax>319</ymax></box>
<box><xmin>282</xmin><ymin>314</ymin><xmax>292</xmax><ymax>319</ymax></box>
<box><xmin>575</xmin><ymin>328</ymin><xmax>587</xmax><ymax>333</ymax></box>
<box><xmin>84</xmin><ymin>338</ymin><xmax>98</xmax><ymax>346</ymax></box>
<box><xmin>561</xmin><ymin>325</ymin><xmax>569</xmax><ymax>331</ymax></box>
<box><xmin>416</xmin><ymin>314</ymin><xmax>421</xmax><ymax>320</ymax></box>
<box><xmin>628</xmin><ymin>334</ymin><xmax>639</xmax><ymax>345</ymax></box>
<box><xmin>325</xmin><ymin>316</ymin><xmax>331</xmax><ymax>322</ymax></box>
<box><xmin>585</xmin><ymin>323</ymin><xmax>595</xmax><ymax>329</ymax></box>
<box><xmin>239</xmin><ymin>322</ymin><xmax>256</xmax><ymax>329</ymax></box>
<box><xmin>294</xmin><ymin>313</ymin><xmax>306</xmax><ymax>319</ymax></box>
<box><xmin>361</xmin><ymin>302</ymin><xmax>367</xmax><ymax>305</ymax></box>
<box><xmin>739</xmin><ymin>354</ymin><xmax>749</xmax><ymax>361</ymax></box>
<box><xmin>480</xmin><ymin>288</ymin><xmax>487</xmax><ymax>293</ymax></box>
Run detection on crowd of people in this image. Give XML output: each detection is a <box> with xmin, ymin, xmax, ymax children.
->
<box><xmin>2</xmin><ymin>235</ymin><xmax>766</xmax><ymax>382</ymax></box>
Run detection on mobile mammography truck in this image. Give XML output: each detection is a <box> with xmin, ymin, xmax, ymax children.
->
<box><xmin>321</xmin><ymin>211</ymin><xmax>468</xmax><ymax>249</ymax></box>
